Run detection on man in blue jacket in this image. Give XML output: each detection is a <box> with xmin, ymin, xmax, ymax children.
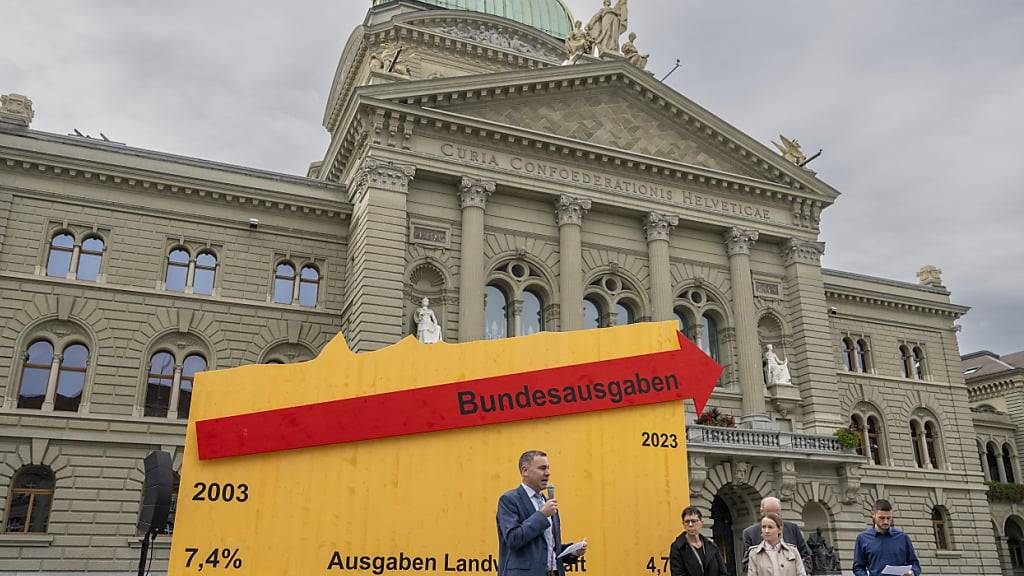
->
<box><xmin>852</xmin><ymin>499</ymin><xmax>921</xmax><ymax>576</ymax></box>
<box><xmin>496</xmin><ymin>450</ymin><xmax>586</xmax><ymax>576</ymax></box>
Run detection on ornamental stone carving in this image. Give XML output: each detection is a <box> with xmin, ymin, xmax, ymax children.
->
<box><xmin>733</xmin><ymin>460</ymin><xmax>750</xmax><ymax>485</ymax></box>
<box><xmin>356</xmin><ymin>158</ymin><xmax>416</xmax><ymax>192</ymax></box>
<box><xmin>458</xmin><ymin>176</ymin><xmax>496</xmax><ymax>209</ymax></box>
<box><xmin>564</xmin><ymin>20</ymin><xmax>595</xmax><ymax>61</ymax></box>
<box><xmin>723</xmin><ymin>226</ymin><xmax>759</xmax><ymax>256</ymax></box>
<box><xmin>917</xmin><ymin>265</ymin><xmax>944</xmax><ymax>287</ymax></box>
<box><xmin>772</xmin><ymin>134</ymin><xmax>807</xmax><ymax>165</ymax></box>
<box><xmin>586</xmin><ymin>0</ymin><xmax>629</xmax><ymax>56</ymax></box>
<box><xmin>0</xmin><ymin>93</ymin><xmax>34</xmax><ymax>127</ymax></box>
<box><xmin>425</xmin><ymin>21</ymin><xmax>562</xmax><ymax>61</ymax></box>
<box><xmin>774</xmin><ymin>460</ymin><xmax>797</xmax><ymax>501</ymax></box>
<box><xmin>840</xmin><ymin>463</ymin><xmax>861</xmax><ymax>504</ymax></box>
<box><xmin>643</xmin><ymin>211</ymin><xmax>678</xmax><ymax>242</ymax></box>
<box><xmin>781</xmin><ymin>238</ymin><xmax>826</xmax><ymax>266</ymax></box>
<box><xmin>688</xmin><ymin>454</ymin><xmax>707</xmax><ymax>498</ymax></box>
<box><xmin>621</xmin><ymin>32</ymin><xmax>649</xmax><ymax>70</ymax></box>
<box><xmin>555</xmin><ymin>194</ymin><xmax>592</xmax><ymax>226</ymax></box>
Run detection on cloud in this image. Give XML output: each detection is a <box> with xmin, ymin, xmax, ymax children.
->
<box><xmin>3</xmin><ymin>0</ymin><xmax>1021</xmax><ymax>353</ymax></box>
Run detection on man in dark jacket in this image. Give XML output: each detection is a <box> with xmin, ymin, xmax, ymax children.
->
<box><xmin>670</xmin><ymin>506</ymin><xmax>725</xmax><ymax>576</ymax></box>
<box><xmin>741</xmin><ymin>496</ymin><xmax>811</xmax><ymax>574</ymax></box>
<box><xmin>852</xmin><ymin>499</ymin><xmax>920</xmax><ymax>576</ymax></box>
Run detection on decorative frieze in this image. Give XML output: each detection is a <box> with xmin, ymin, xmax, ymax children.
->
<box><xmin>643</xmin><ymin>211</ymin><xmax>679</xmax><ymax>242</ymax></box>
<box><xmin>723</xmin><ymin>226</ymin><xmax>759</xmax><ymax>256</ymax></box>
<box><xmin>554</xmin><ymin>194</ymin><xmax>592</xmax><ymax>226</ymax></box>
<box><xmin>0</xmin><ymin>93</ymin><xmax>34</xmax><ymax>127</ymax></box>
<box><xmin>457</xmin><ymin>176</ymin><xmax>496</xmax><ymax>209</ymax></box>
<box><xmin>781</xmin><ymin>238</ymin><xmax>825</xmax><ymax>266</ymax></box>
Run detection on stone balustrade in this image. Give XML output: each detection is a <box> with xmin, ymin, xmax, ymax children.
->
<box><xmin>686</xmin><ymin>424</ymin><xmax>856</xmax><ymax>459</ymax></box>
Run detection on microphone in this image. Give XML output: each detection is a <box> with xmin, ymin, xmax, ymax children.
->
<box><xmin>546</xmin><ymin>484</ymin><xmax>555</xmax><ymax>501</ymax></box>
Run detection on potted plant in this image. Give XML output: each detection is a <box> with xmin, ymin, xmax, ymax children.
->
<box><xmin>833</xmin><ymin>426</ymin><xmax>861</xmax><ymax>450</ymax></box>
<box><xmin>696</xmin><ymin>407</ymin><xmax>736</xmax><ymax>428</ymax></box>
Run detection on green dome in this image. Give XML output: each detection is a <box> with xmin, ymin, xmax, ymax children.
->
<box><xmin>374</xmin><ymin>0</ymin><xmax>575</xmax><ymax>39</ymax></box>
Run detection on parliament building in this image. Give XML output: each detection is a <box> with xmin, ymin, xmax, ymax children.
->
<box><xmin>0</xmin><ymin>0</ymin><xmax>1016</xmax><ymax>574</ymax></box>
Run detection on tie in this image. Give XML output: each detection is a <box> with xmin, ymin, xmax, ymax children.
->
<box><xmin>535</xmin><ymin>494</ymin><xmax>555</xmax><ymax>571</ymax></box>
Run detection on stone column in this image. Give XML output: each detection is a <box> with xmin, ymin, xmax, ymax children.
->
<box><xmin>41</xmin><ymin>353</ymin><xmax>63</xmax><ymax>411</ymax></box>
<box><xmin>723</xmin><ymin>227</ymin><xmax>770</xmax><ymax>429</ymax></box>
<box><xmin>781</xmin><ymin>237</ymin><xmax>844</xmax><ymax>434</ymax></box>
<box><xmin>556</xmin><ymin>195</ymin><xmax>591</xmax><ymax>331</ymax></box>
<box><xmin>167</xmin><ymin>364</ymin><xmax>184</xmax><ymax>420</ymax></box>
<box><xmin>644</xmin><ymin>212</ymin><xmax>678</xmax><ymax>322</ymax></box>
<box><xmin>456</xmin><ymin>176</ymin><xmax>495</xmax><ymax>342</ymax></box>
<box><xmin>980</xmin><ymin>447</ymin><xmax>992</xmax><ymax>481</ymax></box>
<box><xmin>995</xmin><ymin>448</ymin><xmax>1007</xmax><ymax>480</ymax></box>
<box><xmin>343</xmin><ymin>158</ymin><xmax>416</xmax><ymax>352</ymax></box>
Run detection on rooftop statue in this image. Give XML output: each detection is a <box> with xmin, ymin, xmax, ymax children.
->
<box><xmin>772</xmin><ymin>134</ymin><xmax>807</xmax><ymax>165</ymax></box>
<box><xmin>564</xmin><ymin>20</ymin><xmax>595</xmax><ymax>61</ymax></box>
<box><xmin>586</xmin><ymin>0</ymin><xmax>628</xmax><ymax>56</ymax></box>
<box><xmin>621</xmin><ymin>32</ymin><xmax>649</xmax><ymax>69</ymax></box>
<box><xmin>369</xmin><ymin>41</ymin><xmax>413</xmax><ymax>77</ymax></box>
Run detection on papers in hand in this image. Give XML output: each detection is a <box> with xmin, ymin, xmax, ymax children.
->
<box><xmin>881</xmin><ymin>566</ymin><xmax>913</xmax><ymax>575</ymax></box>
<box><xmin>557</xmin><ymin>539</ymin><xmax>587</xmax><ymax>559</ymax></box>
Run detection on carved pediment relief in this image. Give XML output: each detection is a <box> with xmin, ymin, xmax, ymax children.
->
<box><xmin>413</xmin><ymin>18</ymin><xmax>564</xmax><ymax>62</ymax></box>
<box><xmin>437</xmin><ymin>85</ymin><xmax>760</xmax><ymax>178</ymax></box>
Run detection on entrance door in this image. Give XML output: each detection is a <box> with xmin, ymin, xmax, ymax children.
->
<box><xmin>712</xmin><ymin>495</ymin><xmax>736</xmax><ymax>576</ymax></box>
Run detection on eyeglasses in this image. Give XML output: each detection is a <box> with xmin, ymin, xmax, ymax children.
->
<box><xmin>683</xmin><ymin>519</ymin><xmax>701</xmax><ymax>525</ymax></box>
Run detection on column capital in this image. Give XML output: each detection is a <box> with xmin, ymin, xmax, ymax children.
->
<box><xmin>781</xmin><ymin>238</ymin><xmax>825</xmax><ymax>266</ymax></box>
<box><xmin>356</xmin><ymin>158</ymin><xmax>416</xmax><ymax>192</ymax></box>
<box><xmin>723</xmin><ymin>226</ymin><xmax>759</xmax><ymax>256</ymax></box>
<box><xmin>555</xmin><ymin>194</ymin><xmax>592</xmax><ymax>226</ymax></box>
<box><xmin>457</xmin><ymin>176</ymin><xmax>496</xmax><ymax>209</ymax></box>
<box><xmin>643</xmin><ymin>211</ymin><xmax>679</xmax><ymax>242</ymax></box>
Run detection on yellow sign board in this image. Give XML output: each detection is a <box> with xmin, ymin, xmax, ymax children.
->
<box><xmin>168</xmin><ymin>321</ymin><xmax>719</xmax><ymax>575</ymax></box>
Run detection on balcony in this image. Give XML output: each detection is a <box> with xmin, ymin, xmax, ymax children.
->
<box><xmin>686</xmin><ymin>424</ymin><xmax>862</xmax><ymax>462</ymax></box>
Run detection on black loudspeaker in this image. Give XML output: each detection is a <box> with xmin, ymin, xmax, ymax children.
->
<box><xmin>137</xmin><ymin>450</ymin><xmax>174</xmax><ymax>535</ymax></box>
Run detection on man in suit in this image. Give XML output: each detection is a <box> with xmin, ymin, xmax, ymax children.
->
<box><xmin>741</xmin><ymin>496</ymin><xmax>811</xmax><ymax>574</ymax></box>
<box><xmin>496</xmin><ymin>450</ymin><xmax>586</xmax><ymax>576</ymax></box>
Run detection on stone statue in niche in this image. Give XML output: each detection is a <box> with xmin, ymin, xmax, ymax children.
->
<box><xmin>764</xmin><ymin>344</ymin><xmax>792</xmax><ymax>385</ymax></box>
<box><xmin>807</xmin><ymin>528</ymin><xmax>841</xmax><ymax>574</ymax></box>
<box><xmin>564</xmin><ymin>20</ymin><xmax>594</xmax><ymax>61</ymax></box>
<box><xmin>620</xmin><ymin>32</ymin><xmax>648</xmax><ymax>69</ymax></box>
<box><xmin>415</xmin><ymin>297</ymin><xmax>443</xmax><ymax>344</ymax></box>
<box><xmin>586</xmin><ymin>0</ymin><xmax>628</xmax><ymax>55</ymax></box>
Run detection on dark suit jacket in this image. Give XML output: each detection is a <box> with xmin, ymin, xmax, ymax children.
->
<box><xmin>496</xmin><ymin>486</ymin><xmax>577</xmax><ymax>576</ymax></box>
<box><xmin>741</xmin><ymin>521</ymin><xmax>810</xmax><ymax>574</ymax></box>
<box><xmin>669</xmin><ymin>533</ymin><xmax>725</xmax><ymax>576</ymax></box>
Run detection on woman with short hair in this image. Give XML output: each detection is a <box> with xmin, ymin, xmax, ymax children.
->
<box><xmin>669</xmin><ymin>505</ymin><xmax>725</xmax><ymax>576</ymax></box>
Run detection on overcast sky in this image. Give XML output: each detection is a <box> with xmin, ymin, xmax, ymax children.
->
<box><xmin>3</xmin><ymin>1</ymin><xmax>1022</xmax><ymax>355</ymax></box>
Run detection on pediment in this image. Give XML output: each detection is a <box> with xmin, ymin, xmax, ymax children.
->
<box><xmin>437</xmin><ymin>84</ymin><xmax>758</xmax><ymax>177</ymax></box>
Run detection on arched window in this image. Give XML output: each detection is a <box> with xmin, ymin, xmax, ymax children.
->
<box><xmin>17</xmin><ymin>340</ymin><xmax>54</xmax><ymax>410</ymax></box>
<box><xmin>856</xmin><ymin>339</ymin><xmax>870</xmax><ymax>372</ymax></box>
<box><xmin>841</xmin><ymin>337</ymin><xmax>855</xmax><ymax>371</ymax></box>
<box><xmin>1008</xmin><ymin>519</ymin><xmax>1024</xmax><ymax>569</ymax></box>
<box><xmin>484</xmin><ymin>285</ymin><xmax>509</xmax><ymax>340</ymax></box>
<box><xmin>298</xmin><ymin>265</ymin><xmax>320</xmax><ymax>307</ymax></box>
<box><xmin>911</xmin><ymin>421</ymin><xmax>924</xmax><ymax>467</ymax></box>
<box><xmin>46</xmin><ymin>233</ymin><xmax>75</xmax><ymax>278</ymax></box>
<box><xmin>931</xmin><ymin>507</ymin><xmax>951</xmax><ymax>550</ymax></box>
<box><xmin>521</xmin><ymin>290</ymin><xmax>544</xmax><ymax>335</ymax></box>
<box><xmin>899</xmin><ymin>345</ymin><xmax>914</xmax><ymax>378</ymax></box>
<box><xmin>1003</xmin><ymin>444</ymin><xmax>1017</xmax><ymax>484</ymax></box>
<box><xmin>166</xmin><ymin>248</ymin><xmax>190</xmax><ymax>292</ymax></box>
<box><xmin>193</xmin><ymin>251</ymin><xmax>217</xmax><ymax>296</ymax></box>
<box><xmin>77</xmin><ymin>236</ymin><xmax>105</xmax><ymax>281</ymax></box>
<box><xmin>4</xmin><ymin>466</ymin><xmax>55</xmax><ymax>533</ymax></box>
<box><xmin>54</xmin><ymin>343</ymin><xmax>88</xmax><ymax>412</ymax></box>
<box><xmin>614</xmin><ymin>302</ymin><xmax>634</xmax><ymax>326</ymax></box>
<box><xmin>144</xmin><ymin>351</ymin><xmax>175</xmax><ymax>417</ymax></box>
<box><xmin>583</xmin><ymin>298</ymin><xmax>601</xmax><ymax>329</ymax></box>
<box><xmin>987</xmin><ymin>443</ymin><xmax>1001</xmax><ymax>482</ymax></box>
<box><xmin>850</xmin><ymin>415</ymin><xmax>865</xmax><ymax>457</ymax></box>
<box><xmin>701</xmin><ymin>314</ymin><xmax>720</xmax><ymax>362</ymax></box>
<box><xmin>675</xmin><ymin>310</ymin><xmax>689</xmax><ymax>336</ymax></box>
<box><xmin>273</xmin><ymin>262</ymin><xmax>296</xmax><ymax>304</ymax></box>
<box><xmin>177</xmin><ymin>354</ymin><xmax>206</xmax><ymax>420</ymax></box>
<box><xmin>866</xmin><ymin>416</ymin><xmax>883</xmax><ymax>465</ymax></box>
<box><xmin>925</xmin><ymin>421</ymin><xmax>940</xmax><ymax>468</ymax></box>
<box><xmin>912</xmin><ymin>346</ymin><xmax>926</xmax><ymax>379</ymax></box>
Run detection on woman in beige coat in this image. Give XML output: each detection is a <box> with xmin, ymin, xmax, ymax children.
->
<box><xmin>747</xmin><ymin>513</ymin><xmax>808</xmax><ymax>576</ymax></box>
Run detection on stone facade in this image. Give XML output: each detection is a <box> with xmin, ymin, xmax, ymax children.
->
<box><xmin>0</xmin><ymin>1</ymin><xmax>1006</xmax><ymax>574</ymax></box>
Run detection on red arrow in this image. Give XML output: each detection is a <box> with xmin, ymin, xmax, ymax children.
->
<box><xmin>195</xmin><ymin>332</ymin><xmax>720</xmax><ymax>460</ymax></box>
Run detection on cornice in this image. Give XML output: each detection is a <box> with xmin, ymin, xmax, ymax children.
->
<box><xmin>327</xmin><ymin>96</ymin><xmax>828</xmax><ymax>231</ymax></box>
<box><xmin>824</xmin><ymin>284</ymin><xmax>969</xmax><ymax>319</ymax></box>
<box><xmin>339</xmin><ymin>61</ymin><xmax>840</xmax><ymax>201</ymax></box>
<box><xmin>0</xmin><ymin>147</ymin><xmax>350</xmax><ymax>220</ymax></box>
<box><xmin>968</xmin><ymin>375</ymin><xmax>1024</xmax><ymax>401</ymax></box>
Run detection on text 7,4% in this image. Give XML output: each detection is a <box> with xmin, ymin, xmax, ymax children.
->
<box><xmin>183</xmin><ymin>547</ymin><xmax>244</xmax><ymax>571</ymax></box>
